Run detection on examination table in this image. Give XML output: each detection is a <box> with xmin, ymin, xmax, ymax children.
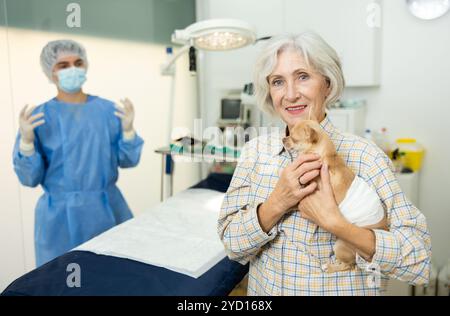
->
<box><xmin>1</xmin><ymin>173</ymin><xmax>249</xmax><ymax>296</ymax></box>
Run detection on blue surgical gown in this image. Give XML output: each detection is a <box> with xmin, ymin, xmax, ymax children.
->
<box><xmin>13</xmin><ymin>95</ymin><xmax>144</xmax><ymax>267</ymax></box>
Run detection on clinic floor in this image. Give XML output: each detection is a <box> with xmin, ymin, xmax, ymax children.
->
<box><xmin>229</xmin><ymin>275</ymin><xmax>249</xmax><ymax>296</ymax></box>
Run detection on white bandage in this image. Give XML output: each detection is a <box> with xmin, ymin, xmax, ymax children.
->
<box><xmin>338</xmin><ymin>176</ymin><xmax>385</xmax><ymax>227</ymax></box>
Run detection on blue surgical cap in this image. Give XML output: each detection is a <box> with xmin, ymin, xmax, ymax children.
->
<box><xmin>40</xmin><ymin>39</ymin><xmax>88</xmax><ymax>80</ymax></box>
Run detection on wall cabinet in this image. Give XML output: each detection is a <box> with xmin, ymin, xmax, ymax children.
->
<box><xmin>327</xmin><ymin>105</ymin><xmax>367</xmax><ymax>137</ymax></box>
<box><xmin>284</xmin><ymin>0</ymin><xmax>380</xmax><ymax>87</ymax></box>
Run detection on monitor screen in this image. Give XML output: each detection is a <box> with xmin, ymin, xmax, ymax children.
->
<box><xmin>221</xmin><ymin>99</ymin><xmax>241</xmax><ymax>120</ymax></box>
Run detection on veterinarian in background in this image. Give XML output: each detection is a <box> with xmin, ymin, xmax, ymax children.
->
<box><xmin>13</xmin><ymin>39</ymin><xmax>144</xmax><ymax>267</ymax></box>
<box><xmin>218</xmin><ymin>32</ymin><xmax>431</xmax><ymax>295</ymax></box>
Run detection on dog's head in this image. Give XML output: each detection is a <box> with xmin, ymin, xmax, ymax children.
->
<box><xmin>283</xmin><ymin>120</ymin><xmax>323</xmax><ymax>153</ymax></box>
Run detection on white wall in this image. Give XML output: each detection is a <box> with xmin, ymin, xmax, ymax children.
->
<box><xmin>0</xmin><ymin>24</ymin><xmax>27</xmax><ymax>294</ymax></box>
<box><xmin>343</xmin><ymin>1</ymin><xmax>450</xmax><ymax>267</ymax></box>
<box><xmin>0</xmin><ymin>28</ymin><xmax>199</xmax><ymax>291</ymax></box>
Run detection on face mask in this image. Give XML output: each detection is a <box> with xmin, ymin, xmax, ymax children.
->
<box><xmin>56</xmin><ymin>67</ymin><xmax>87</xmax><ymax>93</ymax></box>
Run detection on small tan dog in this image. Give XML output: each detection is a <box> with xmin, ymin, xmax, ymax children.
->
<box><xmin>283</xmin><ymin>119</ymin><xmax>388</xmax><ymax>272</ymax></box>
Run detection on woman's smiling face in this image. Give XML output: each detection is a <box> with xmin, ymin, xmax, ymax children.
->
<box><xmin>268</xmin><ymin>49</ymin><xmax>330</xmax><ymax>131</ymax></box>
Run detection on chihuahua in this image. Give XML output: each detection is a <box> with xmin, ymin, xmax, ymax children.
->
<box><xmin>283</xmin><ymin>119</ymin><xmax>388</xmax><ymax>273</ymax></box>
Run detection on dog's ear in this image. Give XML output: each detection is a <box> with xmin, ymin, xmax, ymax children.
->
<box><xmin>282</xmin><ymin>136</ymin><xmax>293</xmax><ymax>150</ymax></box>
<box><xmin>305</xmin><ymin>126</ymin><xmax>319</xmax><ymax>144</ymax></box>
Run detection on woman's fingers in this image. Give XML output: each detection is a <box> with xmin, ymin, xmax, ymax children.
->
<box><xmin>293</xmin><ymin>159</ymin><xmax>322</xmax><ymax>178</ymax></box>
<box><xmin>299</xmin><ymin>181</ymin><xmax>317</xmax><ymax>197</ymax></box>
<box><xmin>320</xmin><ymin>163</ymin><xmax>333</xmax><ymax>195</ymax></box>
<box><xmin>291</xmin><ymin>153</ymin><xmax>320</xmax><ymax>167</ymax></box>
<box><xmin>290</xmin><ymin>153</ymin><xmax>321</xmax><ymax>174</ymax></box>
<box><xmin>299</xmin><ymin>169</ymin><xmax>320</xmax><ymax>185</ymax></box>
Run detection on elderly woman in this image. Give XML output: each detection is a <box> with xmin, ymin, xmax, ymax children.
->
<box><xmin>218</xmin><ymin>32</ymin><xmax>431</xmax><ymax>295</ymax></box>
<box><xmin>13</xmin><ymin>39</ymin><xmax>144</xmax><ymax>267</ymax></box>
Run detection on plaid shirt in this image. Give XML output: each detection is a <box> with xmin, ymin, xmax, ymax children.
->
<box><xmin>218</xmin><ymin>115</ymin><xmax>431</xmax><ymax>296</ymax></box>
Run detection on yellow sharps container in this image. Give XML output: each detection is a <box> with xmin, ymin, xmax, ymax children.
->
<box><xmin>395</xmin><ymin>138</ymin><xmax>425</xmax><ymax>172</ymax></box>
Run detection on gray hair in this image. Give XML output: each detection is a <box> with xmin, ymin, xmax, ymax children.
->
<box><xmin>253</xmin><ymin>32</ymin><xmax>345</xmax><ymax>116</ymax></box>
<box><xmin>40</xmin><ymin>39</ymin><xmax>88</xmax><ymax>80</ymax></box>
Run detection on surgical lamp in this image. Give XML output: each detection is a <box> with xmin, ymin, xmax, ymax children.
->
<box><xmin>161</xmin><ymin>18</ymin><xmax>257</xmax><ymax>75</ymax></box>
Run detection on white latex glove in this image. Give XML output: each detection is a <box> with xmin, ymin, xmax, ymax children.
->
<box><xmin>19</xmin><ymin>104</ymin><xmax>45</xmax><ymax>144</ymax></box>
<box><xmin>114</xmin><ymin>98</ymin><xmax>135</xmax><ymax>132</ymax></box>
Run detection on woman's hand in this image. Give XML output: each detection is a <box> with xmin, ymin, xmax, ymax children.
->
<box><xmin>268</xmin><ymin>153</ymin><xmax>322</xmax><ymax>215</ymax></box>
<box><xmin>19</xmin><ymin>104</ymin><xmax>45</xmax><ymax>144</ymax></box>
<box><xmin>114</xmin><ymin>98</ymin><xmax>135</xmax><ymax>132</ymax></box>
<box><xmin>257</xmin><ymin>153</ymin><xmax>322</xmax><ymax>233</ymax></box>
<box><xmin>298</xmin><ymin>163</ymin><xmax>347</xmax><ymax>230</ymax></box>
